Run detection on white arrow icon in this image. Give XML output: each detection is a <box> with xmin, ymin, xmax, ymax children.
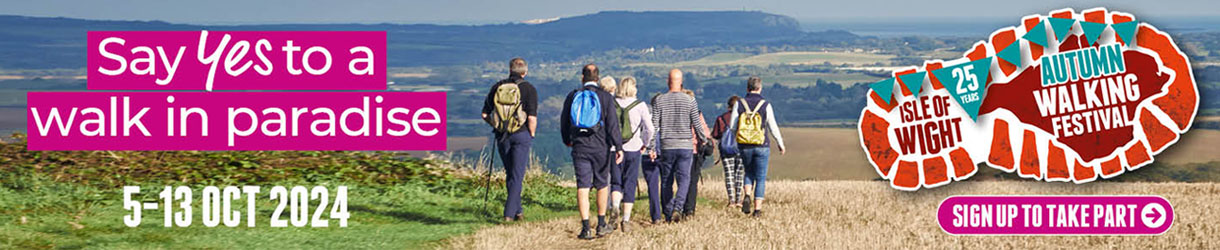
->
<box><xmin>1141</xmin><ymin>203</ymin><xmax>1166</xmax><ymax>228</ymax></box>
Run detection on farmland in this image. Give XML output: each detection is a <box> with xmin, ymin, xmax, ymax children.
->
<box><xmin>732</xmin><ymin>127</ymin><xmax>1220</xmax><ymax>181</ymax></box>
<box><xmin>1158</xmin><ymin>129</ymin><xmax>1220</xmax><ymax>165</ymax></box>
<box><xmin>629</xmin><ymin>51</ymin><xmax>895</xmax><ymax>67</ymax></box>
<box><xmin>764</xmin><ymin>127</ymin><xmax>876</xmax><ymax>181</ymax></box>
<box><xmin>699</xmin><ymin>72</ymin><xmax>884</xmax><ymax>88</ymax></box>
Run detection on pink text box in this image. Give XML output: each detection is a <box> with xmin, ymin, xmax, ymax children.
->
<box><xmin>937</xmin><ymin>195</ymin><xmax>1173</xmax><ymax>235</ymax></box>
<box><xmin>27</xmin><ymin>92</ymin><xmax>445</xmax><ymax>150</ymax></box>
<box><xmin>87</xmin><ymin>31</ymin><xmax>386</xmax><ymax>90</ymax></box>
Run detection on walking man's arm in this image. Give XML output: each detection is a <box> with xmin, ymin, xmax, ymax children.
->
<box><xmin>523</xmin><ymin>82</ymin><xmax>539</xmax><ymax>137</ymax></box>
<box><xmin>689</xmin><ymin>98</ymin><xmax>710</xmax><ymax>143</ymax></box>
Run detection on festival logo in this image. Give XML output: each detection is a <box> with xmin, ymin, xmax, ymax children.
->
<box><xmin>858</xmin><ymin>8</ymin><xmax>1198</xmax><ymax>191</ymax></box>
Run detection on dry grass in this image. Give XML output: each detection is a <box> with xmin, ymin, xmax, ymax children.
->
<box><xmin>447</xmin><ymin>180</ymin><xmax>1220</xmax><ymax>249</ymax></box>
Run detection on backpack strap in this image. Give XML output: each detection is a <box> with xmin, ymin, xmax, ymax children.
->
<box><xmin>622</xmin><ymin>100</ymin><xmax>643</xmax><ymax>135</ymax></box>
<box><xmin>499</xmin><ymin>77</ymin><xmax>524</xmax><ymax>86</ymax></box>
<box><xmin>624</xmin><ymin>100</ymin><xmax>642</xmax><ymax>112</ymax></box>
<box><xmin>751</xmin><ymin>100</ymin><xmax>767</xmax><ymax>113</ymax></box>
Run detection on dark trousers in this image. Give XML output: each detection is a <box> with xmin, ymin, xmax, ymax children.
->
<box><xmin>613</xmin><ymin>151</ymin><xmax>642</xmax><ymax>203</ymax></box>
<box><xmin>496</xmin><ymin>130</ymin><xmax>532</xmax><ymax>218</ymax></box>
<box><xmin>642</xmin><ymin>156</ymin><xmax>662</xmax><ymax>222</ymax></box>
<box><xmin>659</xmin><ymin>149</ymin><xmax>693</xmax><ymax>219</ymax></box>
<box><xmin>683</xmin><ymin>151</ymin><xmax>709</xmax><ymax>213</ymax></box>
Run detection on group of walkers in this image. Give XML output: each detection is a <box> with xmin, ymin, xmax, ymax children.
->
<box><xmin>482</xmin><ymin>58</ymin><xmax>786</xmax><ymax>240</ymax></box>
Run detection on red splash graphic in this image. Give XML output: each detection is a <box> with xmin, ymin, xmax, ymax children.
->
<box><xmin>858</xmin><ymin>8</ymin><xmax>1198</xmax><ymax>190</ymax></box>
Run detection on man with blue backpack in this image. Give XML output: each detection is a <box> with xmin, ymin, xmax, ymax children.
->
<box><xmin>560</xmin><ymin>63</ymin><xmax>624</xmax><ymax>239</ymax></box>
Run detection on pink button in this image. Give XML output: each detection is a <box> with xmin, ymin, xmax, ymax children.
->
<box><xmin>937</xmin><ymin>195</ymin><xmax>1172</xmax><ymax>235</ymax></box>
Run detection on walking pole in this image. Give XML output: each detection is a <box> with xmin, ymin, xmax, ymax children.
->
<box><xmin>480</xmin><ymin>133</ymin><xmax>498</xmax><ymax>219</ymax></box>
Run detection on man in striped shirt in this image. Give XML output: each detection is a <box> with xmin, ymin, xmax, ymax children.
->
<box><xmin>647</xmin><ymin>69</ymin><xmax>710</xmax><ymax>223</ymax></box>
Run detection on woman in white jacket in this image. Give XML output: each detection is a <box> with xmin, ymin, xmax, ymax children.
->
<box><xmin>608</xmin><ymin>76</ymin><xmax>653</xmax><ymax>232</ymax></box>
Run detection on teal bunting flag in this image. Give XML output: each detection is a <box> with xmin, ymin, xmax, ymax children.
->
<box><xmin>1023</xmin><ymin>20</ymin><xmax>1050</xmax><ymax>47</ymax></box>
<box><xmin>897</xmin><ymin>71</ymin><xmax>927</xmax><ymax>96</ymax></box>
<box><xmin>930</xmin><ymin>57</ymin><xmax>993</xmax><ymax>121</ymax></box>
<box><xmin>996</xmin><ymin>41</ymin><xmax>1022</xmax><ymax>66</ymax></box>
<box><xmin>1079</xmin><ymin>21</ymin><xmax>1107</xmax><ymax>44</ymax></box>
<box><xmin>1111</xmin><ymin>20</ymin><xmax>1138</xmax><ymax>46</ymax></box>
<box><xmin>869</xmin><ymin>78</ymin><xmax>896</xmax><ymax>105</ymax></box>
<box><xmin>1048</xmin><ymin>17</ymin><xmax>1077</xmax><ymax>43</ymax></box>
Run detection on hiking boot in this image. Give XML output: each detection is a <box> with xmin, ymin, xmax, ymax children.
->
<box><xmin>619</xmin><ymin>221</ymin><xmax>630</xmax><ymax>233</ymax></box>
<box><xmin>504</xmin><ymin>217</ymin><xmax>514</xmax><ymax>222</ymax></box>
<box><xmin>671</xmin><ymin>212</ymin><xmax>684</xmax><ymax>223</ymax></box>
<box><xmin>578</xmin><ymin>226</ymin><xmax>596</xmax><ymax>240</ymax></box>
<box><xmin>596</xmin><ymin>223</ymin><xmax>614</xmax><ymax>237</ymax></box>
<box><xmin>514</xmin><ymin>213</ymin><xmax>525</xmax><ymax>221</ymax></box>
<box><xmin>741</xmin><ymin>196</ymin><xmax>753</xmax><ymax>215</ymax></box>
<box><xmin>751</xmin><ymin>210</ymin><xmax>763</xmax><ymax>218</ymax></box>
<box><xmin>607</xmin><ymin>208</ymin><xmax>620</xmax><ymax>230</ymax></box>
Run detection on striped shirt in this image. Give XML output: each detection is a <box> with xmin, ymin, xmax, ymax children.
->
<box><xmin>649</xmin><ymin>91</ymin><xmax>708</xmax><ymax>150</ymax></box>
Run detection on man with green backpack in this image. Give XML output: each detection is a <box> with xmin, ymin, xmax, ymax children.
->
<box><xmin>481</xmin><ymin>58</ymin><xmax>538</xmax><ymax>222</ymax></box>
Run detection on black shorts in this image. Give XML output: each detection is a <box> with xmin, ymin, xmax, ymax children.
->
<box><xmin>572</xmin><ymin>150</ymin><xmax>611</xmax><ymax>188</ymax></box>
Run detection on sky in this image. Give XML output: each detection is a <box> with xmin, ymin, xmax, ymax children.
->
<box><xmin>2</xmin><ymin>0</ymin><xmax>1218</xmax><ymax>25</ymax></box>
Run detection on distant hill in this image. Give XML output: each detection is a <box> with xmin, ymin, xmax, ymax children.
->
<box><xmin>0</xmin><ymin>11</ymin><xmax>859</xmax><ymax>69</ymax></box>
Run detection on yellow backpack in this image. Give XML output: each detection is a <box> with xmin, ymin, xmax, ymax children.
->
<box><xmin>736</xmin><ymin>99</ymin><xmax>767</xmax><ymax>145</ymax></box>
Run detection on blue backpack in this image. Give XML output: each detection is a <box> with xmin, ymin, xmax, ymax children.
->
<box><xmin>719</xmin><ymin>114</ymin><xmax>739</xmax><ymax>155</ymax></box>
<box><xmin>570</xmin><ymin>87</ymin><xmax>602</xmax><ymax>133</ymax></box>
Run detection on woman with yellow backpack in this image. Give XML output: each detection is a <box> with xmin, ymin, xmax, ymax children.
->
<box><xmin>726</xmin><ymin>76</ymin><xmax>786</xmax><ymax>218</ymax></box>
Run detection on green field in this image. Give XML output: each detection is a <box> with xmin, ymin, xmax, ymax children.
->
<box><xmin>0</xmin><ymin>138</ymin><xmax>578</xmax><ymax>249</ymax></box>
<box><xmin>701</xmin><ymin>72</ymin><xmax>883</xmax><ymax>88</ymax></box>
<box><xmin>629</xmin><ymin>51</ymin><xmax>895</xmax><ymax>67</ymax></box>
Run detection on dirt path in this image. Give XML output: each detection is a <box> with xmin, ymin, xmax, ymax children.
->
<box><xmin>448</xmin><ymin>180</ymin><xmax>1220</xmax><ymax>249</ymax></box>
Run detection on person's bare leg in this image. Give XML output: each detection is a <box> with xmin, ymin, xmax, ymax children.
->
<box><xmin>611</xmin><ymin>191</ymin><xmax>623</xmax><ymax>209</ymax></box>
<box><xmin>578</xmin><ymin>188</ymin><xmax>591</xmax><ymax>220</ymax></box>
<box><xmin>754</xmin><ymin>198</ymin><xmax>763</xmax><ymax>211</ymax></box>
<box><xmin>597</xmin><ymin>187</ymin><xmax>610</xmax><ymax>216</ymax></box>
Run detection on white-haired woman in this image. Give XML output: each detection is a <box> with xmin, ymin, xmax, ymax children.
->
<box><xmin>609</xmin><ymin>76</ymin><xmax>653</xmax><ymax>232</ymax></box>
<box><xmin>599</xmin><ymin>76</ymin><xmax>617</xmax><ymax>95</ymax></box>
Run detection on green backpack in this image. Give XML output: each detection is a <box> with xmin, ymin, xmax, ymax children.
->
<box><xmin>616</xmin><ymin>100</ymin><xmax>643</xmax><ymax>141</ymax></box>
<box><xmin>488</xmin><ymin>79</ymin><xmax>526</xmax><ymax>133</ymax></box>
